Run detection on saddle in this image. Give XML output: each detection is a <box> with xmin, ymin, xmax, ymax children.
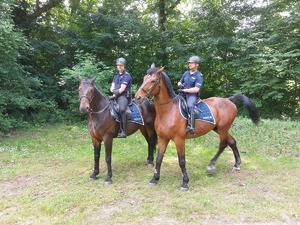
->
<box><xmin>110</xmin><ymin>99</ymin><xmax>132</xmax><ymax>119</ymax></box>
<box><xmin>179</xmin><ymin>96</ymin><xmax>200</xmax><ymax>118</ymax></box>
<box><xmin>179</xmin><ymin>97</ymin><xmax>216</xmax><ymax>124</ymax></box>
<box><xmin>109</xmin><ymin>99</ymin><xmax>144</xmax><ymax>125</ymax></box>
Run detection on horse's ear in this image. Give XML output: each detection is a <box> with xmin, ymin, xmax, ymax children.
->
<box><xmin>78</xmin><ymin>75</ymin><xmax>82</xmax><ymax>81</ymax></box>
<box><xmin>157</xmin><ymin>66</ymin><xmax>165</xmax><ymax>74</ymax></box>
<box><xmin>150</xmin><ymin>63</ymin><xmax>156</xmax><ymax>68</ymax></box>
<box><xmin>91</xmin><ymin>77</ymin><xmax>96</xmax><ymax>83</ymax></box>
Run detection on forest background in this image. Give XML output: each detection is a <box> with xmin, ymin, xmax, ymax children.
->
<box><xmin>0</xmin><ymin>0</ymin><xmax>299</xmax><ymax>132</ymax></box>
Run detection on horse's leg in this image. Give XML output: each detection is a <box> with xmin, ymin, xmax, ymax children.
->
<box><xmin>90</xmin><ymin>138</ymin><xmax>101</xmax><ymax>180</ymax></box>
<box><xmin>174</xmin><ymin>138</ymin><xmax>189</xmax><ymax>191</ymax></box>
<box><xmin>104</xmin><ymin>138</ymin><xmax>113</xmax><ymax>186</ymax></box>
<box><xmin>207</xmin><ymin>131</ymin><xmax>228</xmax><ymax>174</ymax></box>
<box><xmin>146</xmin><ymin>129</ymin><xmax>157</xmax><ymax>168</ymax></box>
<box><xmin>227</xmin><ymin>134</ymin><xmax>241</xmax><ymax>171</ymax></box>
<box><xmin>138</xmin><ymin>127</ymin><xmax>155</xmax><ymax>168</ymax></box>
<box><xmin>149</xmin><ymin>137</ymin><xmax>169</xmax><ymax>186</ymax></box>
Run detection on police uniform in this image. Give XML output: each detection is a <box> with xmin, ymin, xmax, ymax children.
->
<box><xmin>179</xmin><ymin>70</ymin><xmax>203</xmax><ymax>115</ymax></box>
<box><xmin>112</xmin><ymin>70</ymin><xmax>132</xmax><ymax>115</ymax></box>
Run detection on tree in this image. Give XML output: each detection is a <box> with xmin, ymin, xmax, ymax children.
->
<box><xmin>12</xmin><ymin>0</ymin><xmax>63</xmax><ymax>36</ymax></box>
<box><xmin>0</xmin><ymin>0</ymin><xmax>33</xmax><ymax>131</ymax></box>
<box><xmin>229</xmin><ymin>0</ymin><xmax>300</xmax><ymax>118</ymax></box>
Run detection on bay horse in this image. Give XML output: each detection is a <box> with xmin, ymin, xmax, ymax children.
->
<box><xmin>135</xmin><ymin>65</ymin><xmax>259</xmax><ymax>190</ymax></box>
<box><xmin>79</xmin><ymin>76</ymin><xmax>157</xmax><ymax>186</ymax></box>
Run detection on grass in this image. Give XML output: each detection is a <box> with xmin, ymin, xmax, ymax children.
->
<box><xmin>0</xmin><ymin>118</ymin><xmax>299</xmax><ymax>224</ymax></box>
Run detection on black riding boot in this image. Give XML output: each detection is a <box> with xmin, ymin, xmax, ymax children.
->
<box><xmin>186</xmin><ymin>112</ymin><xmax>195</xmax><ymax>134</ymax></box>
<box><xmin>118</xmin><ymin>114</ymin><xmax>127</xmax><ymax>138</ymax></box>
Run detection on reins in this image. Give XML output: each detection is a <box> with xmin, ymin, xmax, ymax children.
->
<box><xmin>89</xmin><ymin>104</ymin><xmax>109</xmax><ymax>114</ymax></box>
<box><xmin>154</xmin><ymin>95</ymin><xmax>179</xmax><ymax>106</ymax></box>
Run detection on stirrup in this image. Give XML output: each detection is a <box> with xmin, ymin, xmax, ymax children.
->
<box><xmin>186</xmin><ymin>125</ymin><xmax>195</xmax><ymax>134</ymax></box>
<box><xmin>117</xmin><ymin>130</ymin><xmax>127</xmax><ymax>138</ymax></box>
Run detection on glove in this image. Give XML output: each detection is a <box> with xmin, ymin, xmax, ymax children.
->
<box><xmin>177</xmin><ymin>89</ymin><xmax>184</xmax><ymax>94</ymax></box>
<box><xmin>178</xmin><ymin>83</ymin><xmax>185</xmax><ymax>88</ymax></box>
<box><xmin>113</xmin><ymin>89</ymin><xmax>120</xmax><ymax>96</ymax></box>
<box><xmin>108</xmin><ymin>96</ymin><xmax>115</xmax><ymax>100</ymax></box>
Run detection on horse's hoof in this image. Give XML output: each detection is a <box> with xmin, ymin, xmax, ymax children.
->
<box><xmin>147</xmin><ymin>163</ymin><xmax>154</xmax><ymax>168</ymax></box>
<box><xmin>232</xmin><ymin>166</ymin><xmax>240</xmax><ymax>172</ymax></box>
<box><xmin>89</xmin><ymin>176</ymin><xmax>97</xmax><ymax>181</ymax></box>
<box><xmin>104</xmin><ymin>180</ymin><xmax>112</xmax><ymax>187</ymax></box>
<box><xmin>149</xmin><ymin>181</ymin><xmax>157</xmax><ymax>186</ymax></box>
<box><xmin>206</xmin><ymin>165</ymin><xmax>216</xmax><ymax>174</ymax></box>
<box><xmin>146</xmin><ymin>160</ymin><xmax>154</xmax><ymax>168</ymax></box>
<box><xmin>179</xmin><ymin>186</ymin><xmax>189</xmax><ymax>191</ymax></box>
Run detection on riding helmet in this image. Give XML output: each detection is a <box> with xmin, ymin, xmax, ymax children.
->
<box><xmin>187</xmin><ymin>56</ymin><xmax>201</xmax><ymax>63</ymax></box>
<box><xmin>116</xmin><ymin>58</ymin><xmax>127</xmax><ymax>65</ymax></box>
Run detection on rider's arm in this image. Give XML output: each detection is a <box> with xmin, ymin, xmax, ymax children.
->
<box><xmin>118</xmin><ymin>84</ymin><xmax>127</xmax><ymax>94</ymax></box>
<box><xmin>182</xmin><ymin>73</ymin><xmax>202</xmax><ymax>94</ymax></box>
<box><xmin>182</xmin><ymin>87</ymin><xmax>200</xmax><ymax>94</ymax></box>
<box><xmin>110</xmin><ymin>82</ymin><xmax>115</xmax><ymax>93</ymax></box>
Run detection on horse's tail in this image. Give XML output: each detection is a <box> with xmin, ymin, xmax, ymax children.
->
<box><xmin>228</xmin><ymin>95</ymin><xmax>260</xmax><ymax>124</ymax></box>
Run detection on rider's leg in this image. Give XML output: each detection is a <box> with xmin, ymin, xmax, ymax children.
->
<box><xmin>116</xmin><ymin>95</ymin><xmax>128</xmax><ymax>138</ymax></box>
<box><xmin>186</xmin><ymin>94</ymin><xmax>197</xmax><ymax>134</ymax></box>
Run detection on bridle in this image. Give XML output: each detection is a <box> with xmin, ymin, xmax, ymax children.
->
<box><xmin>138</xmin><ymin>73</ymin><xmax>178</xmax><ymax>106</ymax></box>
<box><xmin>79</xmin><ymin>92</ymin><xmax>110</xmax><ymax>114</ymax></box>
<box><xmin>79</xmin><ymin>81</ymin><xmax>110</xmax><ymax>114</ymax></box>
<box><xmin>138</xmin><ymin>73</ymin><xmax>161</xmax><ymax>98</ymax></box>
<box><xmin>79</xmin><ymin>95</ymin><xmax>94</xmax><ymax>104</ymax></box>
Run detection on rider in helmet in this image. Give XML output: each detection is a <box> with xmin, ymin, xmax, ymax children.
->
<box><xmin>177</xmin><ymin>56</ymin><xmax>203</xmax><ymax>134</ymax></box>
<box><xmin>110</xmin><ymin>57</ymin><xmax>132</xmax><ymax>138</ymax></box>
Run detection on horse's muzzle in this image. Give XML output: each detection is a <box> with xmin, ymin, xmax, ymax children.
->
<box><xmin>80</xmin><ymin>106</ymin><xmax>91</xmax><ymax>114</ymax></box>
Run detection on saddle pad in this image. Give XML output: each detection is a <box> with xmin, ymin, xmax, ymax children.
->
<box><xmin>179</xmin><ymin>99</ymin><xmax>216</xmax><ymax>124</ymax></box>
<box><xmin>113</xmin><ymin>102</ymin><xmax>144</xmax><ymax>125</ymax></box>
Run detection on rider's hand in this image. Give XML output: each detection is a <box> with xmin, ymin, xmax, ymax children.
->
<box><xmin>178</xmin><ymin>83</ymin><xmax>184</xmax><ymax>89</ymax></box>
<box><xmin>113</xmin><ymin>90</ymin><xmax>120</xmax><ymax>96</ymax></box>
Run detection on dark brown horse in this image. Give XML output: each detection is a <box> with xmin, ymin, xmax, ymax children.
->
<box><xmin>135</xmin><ymin>66</ymin><xmax>259</xmax><ymax>190</ymax></box>
<box><xmin>79</xmin><ymin>76</ymin><xmax>157</xmax><ymax>186</ymax></box>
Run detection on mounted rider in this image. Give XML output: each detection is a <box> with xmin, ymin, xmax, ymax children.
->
<box><xmin>110</xmin><ymin>57</ymin><xmax>132</xmax><ymax>138</ymax></box>
<box><xmin>177</xmin><ymin>56</ymin><xmax>203</xmax><ymax>134</ymax></box>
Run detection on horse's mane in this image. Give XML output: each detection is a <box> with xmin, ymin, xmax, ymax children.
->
<box><xmin>161</xmin><ymin>72</ymin><xmax>177</xmax><ymax>99</ymax></box>
<box><xmin>94</xmin><ymin>86</ymin><xmax>106</xmax><ymax>98</ymax></box>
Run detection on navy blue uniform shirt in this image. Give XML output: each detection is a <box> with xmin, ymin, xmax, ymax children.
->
<box><xmin>112</xmin><ymin>70</ymin><xmax>132</xmax><ymax>93</ymax></box>
<box><xmin>179</xmin><ymin>70</ymin><xmax>203</xmax><ymax>89</ymax></box>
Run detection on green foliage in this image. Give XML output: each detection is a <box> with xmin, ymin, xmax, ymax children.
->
<box><xmin>60</xmin><ymin>50</ymin><xmax>113</xmax><ymax>118</ymax></box>
<box><xmin>1</xmin><ymin>0</ymin><xmax>299</xmax><ymax>132</ymax></box>
<box><xmin>228</xmin><ymin>0</ymin><xmax>300</xmax><ymax>118</ymax></box>
<box><xmin>0</xmin><ymin>0</ymin><xmax>33</xmax><ymax>131</ymax></box>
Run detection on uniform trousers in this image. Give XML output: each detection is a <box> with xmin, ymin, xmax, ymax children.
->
<box><xmin>186</xmin><ymin>94</ymin><xmax>198</xmax><ymax>115</ymax></box>
<box><xmin>116</xmin><ymin>95</ymin><xmax>129</xmax><ymax>115</ymax></box>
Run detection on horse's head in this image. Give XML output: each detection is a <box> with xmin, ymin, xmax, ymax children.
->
<box><xmin>78</xmin><ymin>76</ymin><xmax>96</xmax><ymax>114</ymax></box>
<box><xmin>135</xmin><ymin>64</ymin><xmax>165</xmax><ymax>103</ymax></box>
